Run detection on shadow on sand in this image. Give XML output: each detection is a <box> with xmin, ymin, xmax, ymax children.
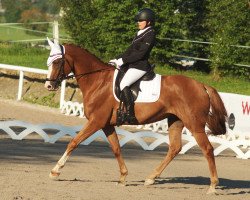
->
<box><xmin>106</xmin><ymin>176</ymin><xmax>250</xmax><ymax>195</ymax></box>
<box><xmin>156</xmin><ymin>176</ymin><xmax>249</xmax><ymax>188</ymax></box>
<box><xmin>147</xmin><ymin>176</ymin><xmax>250</xmax><ymax>195</ymax></box>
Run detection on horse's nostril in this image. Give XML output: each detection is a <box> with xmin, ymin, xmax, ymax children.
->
<box><xmin>47</xmin><ymin>85</ymin><xmax>52</xmax><ymax>90</ymax></box>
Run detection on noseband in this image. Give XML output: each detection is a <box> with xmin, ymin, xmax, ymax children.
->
<box><xmin>45</xmin><ymin>56</ymin><xmax>71</xmax><ymax>87</ymax></box>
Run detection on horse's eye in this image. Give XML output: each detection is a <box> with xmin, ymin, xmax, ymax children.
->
<box><xmin>53</xmin><ymin>60</ymin><xmax>60</xmax><ymax>65</ymax></box>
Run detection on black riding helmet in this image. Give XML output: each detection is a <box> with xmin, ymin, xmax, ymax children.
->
<box><xmin>135</xmin><ymin>8</ymin><xmax>155</xmax><ymax>23</ymax></box>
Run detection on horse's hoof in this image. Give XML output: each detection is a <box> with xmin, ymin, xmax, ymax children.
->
<box><xmin>144</xmin><ymin>179</ymin><xmax>155</xmax><ymax>186</ymax></box>
<box><xmin>49</xmin><ymin>171</ymin><xmax>60</xmax><ymax>180</ymax></box>
<box><xmin>206</xmin><ymin>186</ymin><xmax>218</xmax><ymax>195</ymax></box>
<box><xmin>116</xmin><ymin>181</ymin><xmax>126</xmax><ymax>186</ymax></box>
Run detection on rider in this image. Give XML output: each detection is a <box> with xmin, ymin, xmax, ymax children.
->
<box><xmin>109</xmin><ymin>8</ymin><xmax>156</xmax><ymax>123</ymax></box>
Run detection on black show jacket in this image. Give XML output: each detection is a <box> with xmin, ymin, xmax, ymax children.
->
<box><xmin>119</xmin><ymin>27</ymin><xmax>156</xmax><ymax>72</ymax></box>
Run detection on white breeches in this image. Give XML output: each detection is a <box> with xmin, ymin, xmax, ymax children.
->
<box><xmin>120</xmin><ymin>68</ymin><xmax>147</xmax><ymax>91</ymax></box>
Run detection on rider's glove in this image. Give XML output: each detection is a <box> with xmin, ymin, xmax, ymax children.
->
<box><xmin>108</xmin><ymin>58</ymin><xmax>123</xmax><ymax>69</ymax></box>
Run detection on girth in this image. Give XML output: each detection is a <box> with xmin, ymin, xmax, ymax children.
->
<box><xmin>115</xmin><ymin>65</ymin><xmax>156</xmax><ymax>101</ymax></box>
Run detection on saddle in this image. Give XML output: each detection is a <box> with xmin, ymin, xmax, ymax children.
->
<box><xmin>115</xmin><ymin>65</ymin><xmax>156</xmax><ymax>101</ymax></box>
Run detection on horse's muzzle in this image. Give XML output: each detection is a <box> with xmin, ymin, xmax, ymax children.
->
<box><xmin>45</xmin><ymin>81</ymin><xmax>59</xmax><ymax>91</ymax></box>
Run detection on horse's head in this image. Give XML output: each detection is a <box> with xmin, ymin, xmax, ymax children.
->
<box><xmin>45</xmin><ymin>37</ymin><xmax>72</xmax><ymax>91</ymax></box>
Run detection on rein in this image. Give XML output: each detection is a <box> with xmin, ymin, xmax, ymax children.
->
<box><xmin>46</xmin><ymin>52</ymin><xmax>114</xmax><ymax>84</ymax></box>
<box><xmin>46</xmin><ymin>45</ymin><xmax>118</xmax><ymax>86</ymax></box>
<box><xmin>66</xmin><ymin>67</ymin><xmax>114</xmax><ymax>81</ymax></box>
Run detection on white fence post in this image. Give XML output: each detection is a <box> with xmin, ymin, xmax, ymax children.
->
<box><xmin>17</xmin><ymin>70</ymin><xmax>24</xmax><ymax>100</ymax></box>
<box><xmin>53</xmin><ymin>21</ymin><xmax>59</xmax><ymax>43</ymax></box>
<box><xmin>52</xmin><ymin>20</ymin><xmax>66</xmax><ymax>109</ymax></box>
<box><xmin>60</xmin><ymin>80</ymin><xmax>66</xmax><ymax>109</ymax></box>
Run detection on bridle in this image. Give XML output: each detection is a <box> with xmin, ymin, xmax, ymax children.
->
<box><xmin>45</xmin><ymin>45</ymin><xmax>115</xmax><ymax>86</ymax></box>
<box><xmin>45</xmin><ymin>57</ymin><xmax>73</xmax><ymax>86</ymax></box>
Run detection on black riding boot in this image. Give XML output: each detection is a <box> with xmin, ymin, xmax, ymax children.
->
<box><xmin>121</xmin><ymin>86</ymin><xmax>137</xmax><ymax>124</ymax></box>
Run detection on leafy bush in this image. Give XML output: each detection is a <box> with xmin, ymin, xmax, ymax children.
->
<box><xmin>56</xmin><ymin>0</ymin><xmax>250</xmax><ymax>79</ymax></box>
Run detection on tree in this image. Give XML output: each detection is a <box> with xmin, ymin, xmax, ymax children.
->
<box><xmin>3</xmin><ymin>0</ymin><xmax>31</xmax><ymax>22</ymax></box>
<box><xmin>206</xmin><ymin>0</ymin><xmax>250</xmax><ymax>78</ymax></box>
<box><xmin>19</xmin><ymin>8</ymin><xmax>49</xmax><ymax>36</ymax></box>
<box><xmin>30</xmin><ymin>0</ymin><xmax>59</xmax><ymax>15</ymax></box>
<box><xmin>2</xmin><ymin>0</ymin><xmax>59</xmax><ymax>23</ymax></box>
<box><xmin>148</xmin><ymin>0</ymin><xmax>208</xmax><ymax>64</ymax></box>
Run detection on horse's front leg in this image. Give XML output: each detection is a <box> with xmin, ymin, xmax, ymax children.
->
<box><xmin>49</xmin><ymin>120</ymin><xmax>100</xmax><ymax>180</ymax></box>
<box><xmin>103</xmin><ymin>125</ymin><xmax>128</xmax><ymax>186</ymax></box>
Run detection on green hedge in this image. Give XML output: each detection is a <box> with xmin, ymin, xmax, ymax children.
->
<box><xmin>56</xmin><ymin>0</ymin><xmax>249</xmax><ymax>79</ymax></box>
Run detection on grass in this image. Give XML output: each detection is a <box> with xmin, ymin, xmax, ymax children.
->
<box><xmin>0</xmin><ymin>23</ymin><xmax>70</xmax><ymax>41</ymax></box>
<box><xmin>0</xmin><ymin>43</ymin><xmax>48</xmax><ymax>69</ymax></box>
<box><xmin>156</xmin><ymin>66</ymin><xmax>250</xmax><ymax>96</ymax></box>
<box><xmin>0</xmin><ymin>43</ymin><xmax>249</xmax><ymax>96</ymax></box>
<box><xmin>0</xmin><ymin>23</ymin><xmax>70</xmax><ymax>69</ymax></box>
<box><xmin>0</xmin><ymin>24</ymin><xmax>54</xmax><ymax>41</ymax></box>
<box><xmin>23</xmin><ymin>93</ymin><xmax>59</xmax><ymax>108</ymax></box>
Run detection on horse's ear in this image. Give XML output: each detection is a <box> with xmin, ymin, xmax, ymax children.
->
<box><xmin>47</xmin><ymin>37</ymin><xmax>54</xmax><ymax>47</ymax></box>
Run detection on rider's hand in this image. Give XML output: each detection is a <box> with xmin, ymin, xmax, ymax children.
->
<box><xmin>109</xmin><ymin>58</ymin><xmax>123</xmax><ymax>69</ymax></box>
<box><xmin>109</xmin><ymin>59</ymin><xmax>118</xmax><ymax>65</ymax></box>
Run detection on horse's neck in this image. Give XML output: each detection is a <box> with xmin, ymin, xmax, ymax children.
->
<box><xmin>77</xmin><ymin>69</ymin><xmax>113</xmax><ymax>104</ymax></box>
<box><xmin>66</xmin><ymin>44</ymin><xmax>108</xmax><ymax>73</ymax></box>
<box><xmin>65</xmin><ymin>44</ymin><xmax>113</xmax><ymax>98</ymax></box>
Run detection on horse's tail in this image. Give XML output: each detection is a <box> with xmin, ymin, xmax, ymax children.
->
<box><xmin>204</xmin><ymin>85</ymin><xmax>228</xmax><ymax>136</ymax></box>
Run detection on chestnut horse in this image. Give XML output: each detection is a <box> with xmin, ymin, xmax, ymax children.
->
<box><xmin>45</xmin><ymin>39</ymin><xmax>227</xmax><ymax>194</ymax></box>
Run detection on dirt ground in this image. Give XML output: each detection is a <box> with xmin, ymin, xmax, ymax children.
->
<box><xmin>0</xmin><ymin>98</ymin><xmax>250</xmax><ymax>200</ymax></box>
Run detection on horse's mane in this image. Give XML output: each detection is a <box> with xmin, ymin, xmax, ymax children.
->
<box><xmin>64</xmin><ymin>43</ymin><xmax>111</xmax><ymax>67</ymax></box>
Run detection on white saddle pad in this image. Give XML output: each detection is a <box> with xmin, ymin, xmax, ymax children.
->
<box><xmin>113</xmin><ymin>70</ymin><xmax>161</xmax><ymax>103</ymax></box>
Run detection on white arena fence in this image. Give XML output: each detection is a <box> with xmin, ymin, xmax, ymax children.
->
<box><xmin>0</xmin><ymin>64</ymin><xmax>249</xmax><ymax>159</ymax></box>
<box><xmin>0</xmin><ymin>63</ymin><xmax>66</xmax><ymax>109</ymax></box>
<box><xmin>0</xmin><ymin>120</ymin><xmax>249</xmax><ymax>159</ymax></box>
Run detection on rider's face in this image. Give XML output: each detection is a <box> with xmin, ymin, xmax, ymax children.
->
<box><xmin>138</xmin><ymin>21</ymin><xmax>149</xmax><ymax>30</ymax></box>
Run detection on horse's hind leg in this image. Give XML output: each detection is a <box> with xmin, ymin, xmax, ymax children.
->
<box><xmin>103</xmin><ymin>125</ymin><xmax>128</xmax><ymax>186</ymax></box>
<box><xmin>145</xmin><ymin>118</ymin><xmax>184</xmax><ymax>186</ymax></box>
<box><xmin>49</xmin><ymin>120</ymin><xmax>101</xmax><ymax>180</ymax></box>
<box><xmin>192</xmin><ymin>131</ymin><xmax>219</xmax><ymax>194</ymax></box>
